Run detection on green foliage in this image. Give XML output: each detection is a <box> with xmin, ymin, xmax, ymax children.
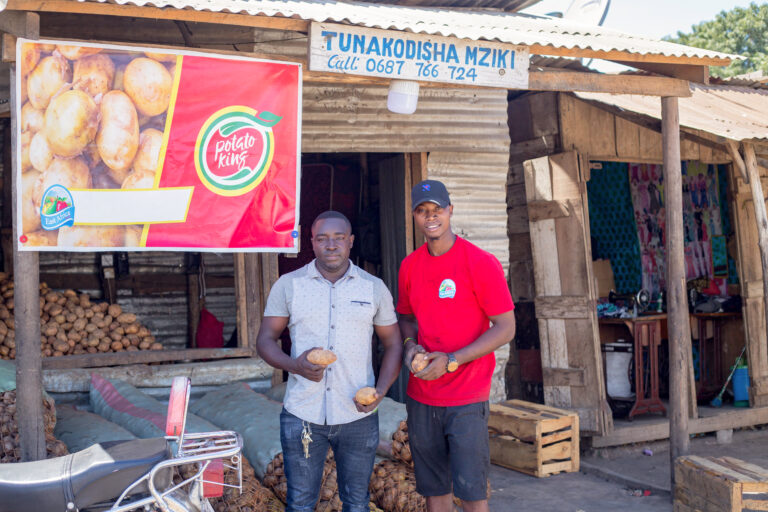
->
<box><xmin>664</xmin><ymin>2</ymin><xmax>768</xmax><ymax>78</ymax></box>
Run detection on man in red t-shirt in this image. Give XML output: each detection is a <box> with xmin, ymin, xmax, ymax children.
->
<box><xmin>398</xmin><ymin>179</ymin><xmax>516</xmax><ymax>512</ymax></box>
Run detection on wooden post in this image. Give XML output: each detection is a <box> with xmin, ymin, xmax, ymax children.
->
<box><xmin>2</xmin><ymin>121</ymin><xmax>13</xmax><ymax>273</ymax></box>
<box><xmin>662</xmin><ymin>96</ymin><xmax>689</xmax><ymax>485</ymax></box>
<box><xmin>742</xmin><ymin>143</ymin><xmax>768</xmax><ymax>373</ymax></box>
<box><xmin>10</xmin><ymin>13</ymin><xmax>45</xmax><ymax>462</ymax></box>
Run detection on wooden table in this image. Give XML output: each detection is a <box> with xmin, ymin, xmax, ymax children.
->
<box><xmin>599</xmin><ymin>315</ymin><xmax>667</xmax><ymax>420</ymax></box>
<box><xmin>691</xmin><ymin>312</ymin><xmax>741</xmax><ymax>401</ymax></box>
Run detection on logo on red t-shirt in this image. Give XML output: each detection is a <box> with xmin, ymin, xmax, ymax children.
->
<box><xmin>438</xmin><ymin>279</ymin><xmax>456</xmax><ymax>299</ymax></box>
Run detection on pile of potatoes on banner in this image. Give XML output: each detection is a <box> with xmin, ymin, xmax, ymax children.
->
<box><xmin>18</xmin><ymin>41</ymin><xmax>173</xmax><ymax>248</ymax></box>
<box><xmin>0</xmin><ymin>273</ymin><xmax>161</xmax><ymax>360</ymax></box>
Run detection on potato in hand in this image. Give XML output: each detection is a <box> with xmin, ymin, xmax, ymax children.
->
<box><xmin>307</xmin><ymin>348</ymin><xmax>336</xmax><ymax>366</ymax></box>
<box><xmin>355</xmin><ymin>387</ymin><xmax>377</xmax><ymax>406</ymax></box>
<box><xmin>411</xmin><ymin>352</ymin><xmax>429</xmax><ymax>373</ymax></box>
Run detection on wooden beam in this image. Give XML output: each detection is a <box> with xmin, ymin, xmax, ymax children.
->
<box><xmin>43</xmin><ymin>358</ymin><xmax>272</xmax><ymax>392</ymax></box>
<box><xmin>38</xmin><ymin>272</ymin><xmax>233</xmax><ymax>294</ymax></box>
<box><xmin>591</xmin><ymin>406</ymin><xmax>768</xmax><ymax>448</ymax></box>
<box><xmin>528</xmin><ymin>71</ymin><xmax>691</xmax><ymax>97</ymax></box>
<box><xmin>409</xmin><ymin>153</ymin><xmax>428</xmax><ymax>249</ymax></box>
<box><xmin>726</xmin><ymin>139</ymin><xmax>749</xmax><ymax>183</ymax></box>
<box><xmin>0</xmin><ymin>10</ymin><xmax>39</xmax><ymax>37</ymax></box>
<box><xmin>9</xmin><ymin>11</ymin><xmax>44</xmax><ymax>462</ymax></box>
<box><xmin>531</xmin><ymin>46</ymin><xmax>731</xmax><ymax>67</ymax></box>
<box><xmin>187</xmin><ymin>272</ymin><xmax>200</xmax><ymax>348</ymax></box>
<box><xmin>41</xmin><ymin>347</ymin><xmax>255</xmax><ymax>369</ymax></box>
<box><xmin>542</xmin><ymin>367</ymin><xmax>585</xmax><ymax>387</ymax></box>
<box><xmin>534</xmin><ymin>295</ymin><xmax>592</xmax><ymax>319</ymax></box>
<box><xmin>244</xmin><ymin>253</ymin><xmax>262</xmax><ymax>351</ymax></box>
<box><xmin>612</xmin><ymin>61</ymin><xmax>709</xmax><ymax>84</ymax></box>
<box><xmin>527</xmin><ymin>199</ymin><xmax>570</xmax><ymax>221</ymax></box>
<box><xmin>404</xmin><ymin>154</ymin><xmax>414</xmax><ymax>256</ymax></box>
<box><xmin>2</xmin><ymin>33</ymin><xmax>15</xmax><ymax>63</ymax></box>
<box><xmin>5</xmin><ymin>0</ymin><xmax>309</xmax><ymax>32</ymax></box>
<box><xmin>662</xmin><ymin>95</ymin><xmax>690</xmax><ymax>481</ymax></box>
<box><xmin>742</xmin><ymin>142</ymin><xmax>768</xmax><ymax>410</ymax></box>
<box><xmin>233</xmin><ymin>253</ymin><xmax>247</xmax><ymax>348</ymax></box>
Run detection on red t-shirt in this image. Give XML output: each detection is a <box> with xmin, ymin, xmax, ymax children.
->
<box><xmin>396</xmin><ymin>236</ymin><xmax>515</xmax><ymax>406</ymax></box>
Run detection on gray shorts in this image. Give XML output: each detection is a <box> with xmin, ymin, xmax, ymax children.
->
<box><xmin>405</xmin><ymin>396</ymin><xmax>490</xmax><ymax>501</ymax></box>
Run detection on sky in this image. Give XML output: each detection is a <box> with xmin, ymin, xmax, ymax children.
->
<box><xmin>522</xmin><ymin>0</ymin><xmax>757</xmax><ymax>72</ymax></box>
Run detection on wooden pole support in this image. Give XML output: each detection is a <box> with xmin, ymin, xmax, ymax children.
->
<box><xmin>742</xmin><ymin>142</ymin><xmax>768</xmax><ymax>375</ymax></box>
<box><xmin>10</xmin><ymin>41</ymin><xmax>45</xmax><ymax>461</ymax></box>
<box><xmin>662</xmin><ymin>96</ymin><xmax>690</xmax><ymax>486</ymax></box>
<box><xmin>726</xmin><ymin>139</ymin><xmax>749</xmax><ymax>184</ymax></box>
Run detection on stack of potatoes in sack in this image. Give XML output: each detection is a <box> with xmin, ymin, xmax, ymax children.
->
<box><xmin>0</xmin><ymin>274</ymin><xmax>161</xmax><ymax>360</ymax></box>
<box><xmin>0</xmin><ymin>359</ymin><xmax>68</xmax><ymax>462</ymax></box>
<box><xmin>177</xmin><ymin>455</ymin><xmax>285</xmax><ymax>512</ymax></box>
<box><xmin>369</xmin><ymin>420</ymin><xmax>425</xmax><ymax>512</ymax></box>
<box><xmin>264</xmin><ymin>452</ymin><xmax>382</xmax><ymax>512</ymax></box>
<box><xmin>18</xmin><ymin>41</ymin><xmax>172</xmax><ymax>248</ymax></box>
<box><xmin>371</xmin><ymin>420</ymin><xmax>487</xmax><ymax>511</ymax></box>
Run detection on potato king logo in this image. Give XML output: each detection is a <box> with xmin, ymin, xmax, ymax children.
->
<box><xmin>194</xmin><ymin>106</ymin><xmax>282</xmax><ymax>196</ymax></box>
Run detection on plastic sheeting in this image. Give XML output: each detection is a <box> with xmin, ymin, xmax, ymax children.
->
<box><xmin>55</xmin><ymin>405</ymin><xmax>137</xmax><ymax>453</ymax></box>
<box><xmin>90</xmin><ymin>374</ymin><xmax>218</xmax><ymax>438</ymax></box>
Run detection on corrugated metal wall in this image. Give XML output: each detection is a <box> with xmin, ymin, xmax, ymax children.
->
<box><xmin>302</xmin><ymin>84</ymin><xmax>511</xmax><ymax>154</ymax></box>
<box><xmin>428</xmin><ymin>151</ymin><xmax>511</xmax><ymax>272</ymax></box>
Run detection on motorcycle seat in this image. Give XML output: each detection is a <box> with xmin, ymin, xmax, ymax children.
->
<box><xmin>0</xmin><ymin>437</ymin><xmax>171</xmax><ymax>512</ymax></box>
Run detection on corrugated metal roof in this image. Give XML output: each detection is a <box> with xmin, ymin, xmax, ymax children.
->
<box><xmin>68</xmin><ymin>0</ymin><xmax>738</xmax><ymax>64</ymax></box>
<box><xmin>575</xmin><ymin>84</ymin><xmax>768</xmax><ymax>142</ymax></box>
<box><xmin>369</xmin><ymin>0</ymin><xmax>540</xmax><ymax>12</ymax></box>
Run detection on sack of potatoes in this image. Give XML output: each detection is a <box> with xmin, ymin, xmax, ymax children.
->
<box><xmin>18</xmin><ymin>42</ymin><xmax>174</xmax><ymax>249</ymax></box>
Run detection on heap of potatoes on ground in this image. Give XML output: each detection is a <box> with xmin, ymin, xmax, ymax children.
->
<box><xmin>0</xmin><ymin>391</ymin><xmax>67</xmax><ymax>463</ymax></box>
<box><xmin>18</xmin><ymin>42</ymin><xmax>175</xmax><ymax>248</ymax></box>
<box><xmin>0</xmin><ymin>273</ymin><xmax>162</xmax><ymax>359</ymax></box>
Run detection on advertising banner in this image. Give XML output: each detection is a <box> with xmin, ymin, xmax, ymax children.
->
<box><xmin>16</xmin><ymin>39</ymin><xmax>302</xmax><ymax>252</ymax></box>
<box><xmin>309</xmin><ymin>22</ymin><xmax>529</xmax><ymax>89</ymax></box>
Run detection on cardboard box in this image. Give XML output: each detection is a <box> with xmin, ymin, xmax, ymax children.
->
<box><xmin>593</xmin><ymin>259</ymin><xmax>615</xmax><ymax>298</ymax></box>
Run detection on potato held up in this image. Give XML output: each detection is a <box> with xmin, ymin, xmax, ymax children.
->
<box><xmin>355</xmin><ymin>387</ymin><xmax>378</xmax><ymax>406</ymax></box>
<box><xmin>307</xmin><ymin>348</ymin><xmax>337</xmax><ymax>366</ymax></box>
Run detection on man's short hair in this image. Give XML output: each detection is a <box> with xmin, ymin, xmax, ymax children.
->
<box><xmin>312</xmin><ymin>211</ymin><xmax>352</xmax><ymax>233</ymax></box>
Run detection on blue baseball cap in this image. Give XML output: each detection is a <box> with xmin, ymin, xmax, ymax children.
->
<box><xmin>411</xmin><ymin>180</ymin><xmax>450</xmax><ymax>210</ymax></box>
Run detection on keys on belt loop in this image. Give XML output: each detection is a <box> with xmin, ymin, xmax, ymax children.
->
<box><xmin>301</xmin><ymin>421</ymin><xmax>313</xmax><ymax>459</ymax></box>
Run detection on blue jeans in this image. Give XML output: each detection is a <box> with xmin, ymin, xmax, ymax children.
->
<box><xmin>280</xmin><ymin>409</ymin><xmax>379</xmax><ymax>512</ymax></box>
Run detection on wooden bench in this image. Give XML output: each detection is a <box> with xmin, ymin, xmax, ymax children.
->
<box><xmin>487</xmin><ymin>399</ymin><xmax>579</xmax><ymax>478</ymax></box>
<box><xmin>675</xmin><ymin>455</ymin><xmax>768</xmax><ymax>511</ymax></box>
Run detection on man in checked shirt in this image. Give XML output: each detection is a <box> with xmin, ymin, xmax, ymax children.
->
<box><xmin>256</xmin><ymin>210</ymin><xmax>402</xmax><ymax>512</ymax></box>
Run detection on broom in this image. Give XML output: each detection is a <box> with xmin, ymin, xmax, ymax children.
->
<box><xmin>711</xmin><ymin>346</ymin><xmax>746</xmax><ymax>407</ymax></box>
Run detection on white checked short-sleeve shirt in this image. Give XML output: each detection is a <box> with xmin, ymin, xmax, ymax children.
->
<box><xmin>264</xmin><ymin>260</ymin><xmax>397</xmax><ymax>425</ymax></box>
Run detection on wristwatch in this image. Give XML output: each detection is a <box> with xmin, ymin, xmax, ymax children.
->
<box><xmin>446</xmin><ymin>353</ymin><xmax>459</xmax><ymax>373</ymax></box>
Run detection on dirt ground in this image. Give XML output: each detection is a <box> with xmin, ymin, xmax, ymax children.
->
<box><xmin>488</xmin><ymin>464</ymin><xmax>671</xmax><ymax>511</ymax></box>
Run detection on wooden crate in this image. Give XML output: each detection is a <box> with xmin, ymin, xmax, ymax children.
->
<box><xmin>674</xmin><ymin>456</ymin><xmax>768</xmax><ymax>512</ymax></box>
<box><xmin>487</xmin><ymin>399</ymin><xmax>579</xmax><ymax>478</ymax></box>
